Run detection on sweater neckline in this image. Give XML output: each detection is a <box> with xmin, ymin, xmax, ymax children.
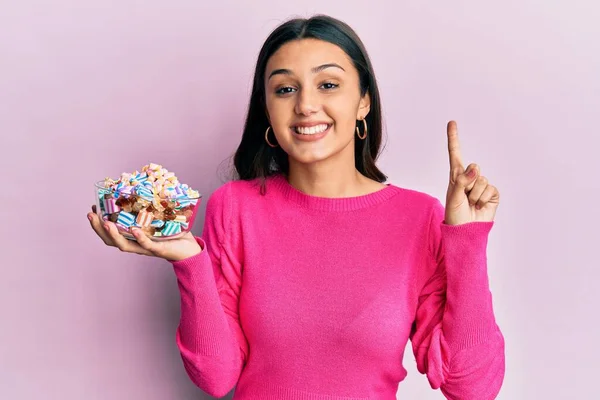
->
<box><xmin>267</xmin><ymin>174</ymin><xmax>400</xmax><ymax>212</ymax></box>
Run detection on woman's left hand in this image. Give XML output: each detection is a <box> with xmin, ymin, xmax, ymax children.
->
<box><xmin>444</xmin><ymin>120</ymin><xmax>500</xmax><ymax>226</ymax></box>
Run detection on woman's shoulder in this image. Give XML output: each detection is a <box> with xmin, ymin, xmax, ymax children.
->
<box><xmin>206</xmin><ymin>176</ymin><xmax>272</xmax><ymax>205</ymax></box>
<box><xmin>386</xmin><ymin>181</ymin><xmax>443</xmax><ymax>212</ymax></box>
<box><xmin>384</xmin><ymin>183</ymin><xmax>445</xmax><ymax>238</ymax></box>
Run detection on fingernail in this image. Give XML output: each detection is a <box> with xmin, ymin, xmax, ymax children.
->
<box><xmin>104</xmin><ymin>224</ymin><xmax>109</xmax><ymax>231</ymax></box>
<box><xmin>88</xmin><ymin>215</ymin><xmax>93</xmax><ymax>221</ymax></box>
<box><xmin>468</xmin><ymin>168</ymin><xmax>477</xmax><ymax>177</ymax></box>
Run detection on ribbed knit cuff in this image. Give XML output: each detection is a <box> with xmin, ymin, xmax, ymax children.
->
<box><xmin>440</xmin><ymin>221</ymin><xmax>497</xmax><ymax>352</ymax></box>
<box><xmin>169</xmin><ymin>237</ymin><xmax>232</xmax><ymax>355</ymax></box>
<box><xmin>440</xmin><ymin>220</ymin><xmax>494</xmax><ymax>242</ymax></box>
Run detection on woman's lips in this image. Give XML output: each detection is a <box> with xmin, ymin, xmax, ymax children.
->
<box><xmin>290</xmin><ymin>124</ymin><xmax>332</xmax><ymax>142</ymax></box>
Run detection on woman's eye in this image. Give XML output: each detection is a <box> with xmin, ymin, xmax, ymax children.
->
<box><xmin>320</xmin><ymin>82</ymin><xmax>339</xmax><ymax>90</ymax></box>
<box><xmin>275</xmin><ymin>86</ymin><xmax>296</xmax><ymax>95</ymax></box>
<box><xmin>274</xmin><ymin>83</ymin><xmax>338</xmax><ymax>95</ymax></box>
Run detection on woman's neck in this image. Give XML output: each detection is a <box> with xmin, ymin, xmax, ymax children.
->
<box><xmin>286</xmin><ymin>159</ymin><xmax>383</xmax><ymax>198</ymax></box>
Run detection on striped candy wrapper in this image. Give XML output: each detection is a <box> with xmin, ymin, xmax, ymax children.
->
<box><xmin>98</xmin><ymin>189</ymin><xmax>111</xmax><ymax>212</ymax></box>
<box><xmin>136</xmin><ymin>210</ymin><xmax>153</xmax><ymax>227</ymax></box>
<box><xmin>135</xmin><ymin>172</ymin><xmax>148</xmax><ymax>184</ymax></box>
<box><xmin>117</xmin><ymin>186</ymin><xmax>133</xmax><ymax>198</ymax></box>
<box><xmin>116</xmin><ymin>211</ymin><xmax>136</xmax><ymax>228</ymax></box>
<box><xmin>142</xmin><ymin>181</ymin><xmax>154</xmax><ymax>190</ymax></box>
<box><xmin>103</xmin><ymin>197</ymin><xmax>121</xmax><ymax>214</ymax></box>
<box><xmin>176</xmin><ymin>198</ymin><xmax>198</xmax><ymax>208</ymax></box>
<box><xmin>166</xmin><ymin>186</ymin><xmax>177</xmax><ymax>196</ymax></box>
<box><xmin>115</xmin><ymin>182</ymin><xmax>124</xmax><ymax>194</ymax></box>
<box><xmin>135</xmin><ymin>185</ymin><xmax>154</xmax><ymax>202</ymax></box>
<box><xmin>150</xmin><ymin>219</ymin><xmax>164</xmax><ymax>228</ymax></box>
<box><xmin>174</xmin><ymin>194</ymin><xmax>186</xmax><ymax>207</ymax></box>
<box><xmin>161</xmin><ymin>221</ymin><xmax>181</xmax><ymax>236</ymax></box>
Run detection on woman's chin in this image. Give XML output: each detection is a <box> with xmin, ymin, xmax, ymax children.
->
<box><xmin>287</xmin><ymin>147</ymin><xmax>347</xmax><ymax>166</ymax></box>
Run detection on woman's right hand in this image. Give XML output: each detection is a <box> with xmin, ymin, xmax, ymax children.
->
<box><xmin>87</xmin><ymin>205</ymin><xmax>203</xmax><ymax>262</ymax></box>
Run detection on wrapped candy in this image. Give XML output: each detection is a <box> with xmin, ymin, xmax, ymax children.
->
<box><xmin>117</xmin><ymin>211</ymin><xmax>136</xmax><ymax>228</ymax></box>
<box><xmin>150</xmin><ymin>219</ymin><xmax>165</xmax><ymax>228</ymax></box>
<box><xmin>103</xmin><ymin>197</ymin><xmax>120</xmax><ymax>214</ymax></box>
<box><xmin>162</xmin><ymin>220</ymin><xmax>181</xmax><ymax>236</ymax></box>
<box><xmin>136</xmin><ymin>210</ymin><xmax>153</xmax><ymax>227</ymax></box>
<box><xmin>135</xmin><ymin>185</ymin><xmax>154</xmax><ymax>202</ymax></box>
<box><xmin>97</xmin><ymin>163</ymin><xmax>200</xmax><ymax>239</ymax></box>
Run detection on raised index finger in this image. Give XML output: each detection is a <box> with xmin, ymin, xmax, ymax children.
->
<box><xmin>447</xmin><ymin>120</ymin><xmax>464</xmax><ymax>170</ymax></box>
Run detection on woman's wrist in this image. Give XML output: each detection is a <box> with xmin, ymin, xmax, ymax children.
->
<box><xmin>167</xmin><ymin>237</ymin><xmax>203</xmax><ymax>262</ymax></box>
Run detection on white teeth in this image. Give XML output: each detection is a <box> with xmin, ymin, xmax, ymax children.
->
<box><xmin>294</xmin><ymin>124</ymin><xmax>329</xmax><ymax>135</ymax></box>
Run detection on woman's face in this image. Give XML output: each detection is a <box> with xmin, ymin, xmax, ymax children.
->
<box><xmin>264</xmin><ymin>38</ymin><xmax>370</xmax><ymax>166</ymax></box>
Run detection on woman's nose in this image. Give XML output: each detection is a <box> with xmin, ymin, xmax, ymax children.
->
<box><xmin>294</xmin><ymin>88</ymin><xmax>320</xmax><ymax>116</ymax></box>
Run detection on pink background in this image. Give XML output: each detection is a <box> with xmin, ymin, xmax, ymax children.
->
<box><xmin>2</xmin><ymin>1</ymin><xmax>598</xmax><ymax>399</ymax></box>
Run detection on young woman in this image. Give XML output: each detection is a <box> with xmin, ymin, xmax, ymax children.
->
<box><xmin>88</xmin><ymin>14</ymin><xmax>505</xmax><ymax>400</ymax></box>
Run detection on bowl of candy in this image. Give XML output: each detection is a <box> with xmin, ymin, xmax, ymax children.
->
<box><xmin>94</xmin><ymin>163</ymin><xmax>202</xmax><ymax>241</ymax></box>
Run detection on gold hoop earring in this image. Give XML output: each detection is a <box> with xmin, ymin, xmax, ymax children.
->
<box><xmin>356</xmin><ymin>119</ymin><xmax>367</xmax><ymax>140</ymax></box>
<box><xmin>265</xmin><ymin>126</ymin><xmax>278</xmax><ymax>148</ymax></box>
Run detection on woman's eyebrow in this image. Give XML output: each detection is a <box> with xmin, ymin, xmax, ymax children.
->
<box><xmin>268</xmin><ymin>63</ymin><xmax>346</xmax><ymax>80</ymax></box>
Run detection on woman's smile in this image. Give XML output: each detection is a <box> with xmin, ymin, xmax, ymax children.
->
<box><xmin>291</xmin><ymin>122</ymin><xmax>332</xmax><ymax>142</ymax></box>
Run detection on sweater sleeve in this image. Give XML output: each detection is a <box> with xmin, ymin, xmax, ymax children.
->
<box><xmin>169</xmin><ymin>183</ymin><xmax>248</xmax><ymax>398</ymax></box>
<box><xmin>410</xmin><ymin>199</ymin><xmax>505</xmax><ymax>400</ymax></box>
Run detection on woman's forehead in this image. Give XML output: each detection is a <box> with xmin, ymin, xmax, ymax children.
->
<box><xmin>266</xmin><ymin>39</ymin><xmax>352</xmax><ymax>74</ymax></box>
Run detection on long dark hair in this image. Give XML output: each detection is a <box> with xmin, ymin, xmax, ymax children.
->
<box><xmin>232</xmin><ymin>14</ymin><xmax>387</xmax><ymax>184</ymax></box>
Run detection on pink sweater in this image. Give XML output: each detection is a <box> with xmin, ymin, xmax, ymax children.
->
<box><xmin>170</xmin><ymin>174</ymin><xmax>505</xmax><ymax>399</ymax></box>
